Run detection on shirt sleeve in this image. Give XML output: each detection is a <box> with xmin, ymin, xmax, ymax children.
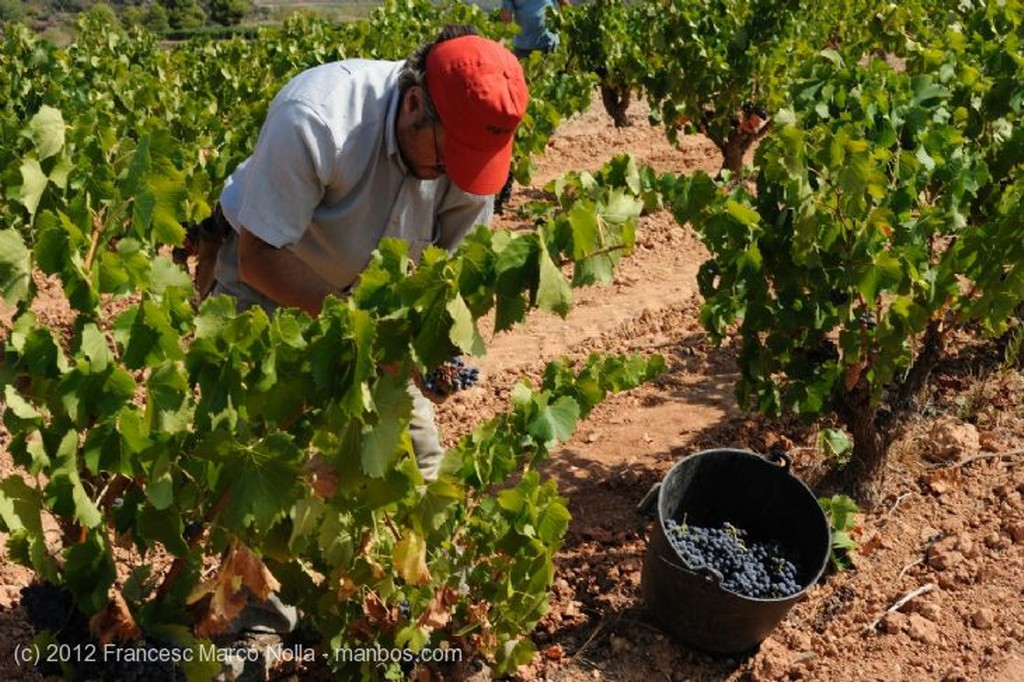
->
<box><xmin>434</xmin><ymin>185</ymin><xmax>494</xmax><ymax>253</ymax></box>
<box><xmin>236</xmin><ymin>100</ymin><xmax>334</xmax><ymax>248</ymax></box>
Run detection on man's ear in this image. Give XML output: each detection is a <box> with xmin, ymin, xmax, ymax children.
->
<box><xmin>403</xmin><ymin>85</ymin><xmax>425</xmax><ymax>117</ymax></box>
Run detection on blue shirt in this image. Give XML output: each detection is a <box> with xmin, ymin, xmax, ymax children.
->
<box><xmin>503</xmin><ymin>0</ymin><xmax>560</xmax><ymax>53</ymax></box>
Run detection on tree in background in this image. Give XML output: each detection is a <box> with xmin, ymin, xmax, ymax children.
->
<box><xmin>87</xmin><ymin>2</ymin><xmax>118</xmax><ymax>24</ymax></box>
<box><xmin>122</xmin><ymin>2</ymin><xmax>171</xmax><ymax>32</ymax></box>
<box><xmin>0</xmin><ymin>0</ymin><xmax>26</xmax><ymax>24</ymax></box>
<box><xmin>160</xmin><ymin>0</ymin><xmax>205</xmax><ymax>29</ymax></box>
<box><xmin>208</xmin><ymin>0</ymin><xmax>252</xmax><ymax>26</ymax></box>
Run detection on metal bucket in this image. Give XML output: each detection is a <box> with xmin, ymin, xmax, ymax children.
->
<box><xmin>639</xmin><ymin>448</ymin><xmax>830</xmax><ymax>654</ymax></box>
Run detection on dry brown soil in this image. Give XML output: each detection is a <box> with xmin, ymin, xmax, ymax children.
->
<box><xmin>2</xmin><ymin>92</ymin><xmax>1024</xmax><ymax>682</ymax></box>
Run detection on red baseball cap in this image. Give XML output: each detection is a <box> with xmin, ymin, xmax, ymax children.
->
<box><xmin>426</xmin><ymin>35</ymin><xmax>528</xmax><ymax>195</ymax></box>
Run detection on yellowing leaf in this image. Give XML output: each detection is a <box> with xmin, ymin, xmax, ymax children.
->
<box><xmin>393</xmin><ymin>531</ymin><xmax>431</xmax><ymax>586</ymax></box>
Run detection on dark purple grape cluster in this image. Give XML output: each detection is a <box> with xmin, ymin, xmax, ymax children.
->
<box><xmin>20</xmin><ymin>582</ymin><xmax>76</xmax><ymax>633</ymax></box>
<box><xmin>20</xmin><ymin>583</ymin><xmax>186</xmax><ymax>681</ymax></box>
<box><xmin>19</xmin><ymin>582</ymin><xmax>104</xmax><ymax>679</ymax></box>
<box><xmin>664</xmin><ymin>519</ymin><xmax>803</xmax><ymax>599</ymax></box>
<box><xmin>421</xmin><ymin>356</ymin><xmax>480</xmax><ymax>396</ymax></box>
<box><xmin>741</xmin><ymin>100</ymin><xmax>769</xmax><ymax>120</ymax></box>
<box><xmin>183</xmin><ymin>519</ymin><xmax>205</xmax><ymax>542</ymax></box>
<box><xmin>493</xmin><ymin>170</ymin><xmax>514</xmax><ymax>215</ymax></box>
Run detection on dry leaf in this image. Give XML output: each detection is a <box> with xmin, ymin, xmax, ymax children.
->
<box><xmin>336</xmin><ymin>572</ymin><xmax>359</xmax><ymax>601</ymax></box>
<box><xmin>363</xmin><ymin>591</ymin><xmax>394</xmax><ymax>627</ymax></box>
<box><xmin>89</xmin><ymin>591</ymin><xmax>141</xmax><ymax>645</ymax></box>
<box><xmin>227</xmin><ymin>542</ymin><xmax>280</xmax><ymax>600</ymax></box>
<box><xmin>186</xmin><ymin>542</ymin><xmax>280</xmax><ymax>637</ymax></box>
<box><xmin>417</xmin><ymin>585</ymin><xmax>458</xmax><ymax>631</ymax></box>
<box><xmin>467</xmin><ymin>601</ymin><xmax>491</xmax><ymax>628</ymax></box>
<box><xmin>348</xmin><ymin>616</ymin><xmax>376</xmax><ymax>641</ymax></box>
<box><xmin>187</xmin><ymin>577</ymin><xmax>248</xmax><ymax>638</ymax></box>
<box><xmin>305</xmin><ymin>454</ymin><xmax>339</xmax><ymax>499</ymax></box>
<box><xmin>356</xmin><ymin>530</ymin><xmax>387</xmax><ymax>580</ymax></box>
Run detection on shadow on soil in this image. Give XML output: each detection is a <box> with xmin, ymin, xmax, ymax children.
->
<box><xmin>536</xmin><ymin>447</ymin><xmax>754</xmax><ymax>680</ymax></box>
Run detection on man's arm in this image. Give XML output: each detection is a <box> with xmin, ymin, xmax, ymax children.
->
<box><xmin>237</xmin><ymin>228</ymin><xmax>342</xmax><ymax>317</ymax></box>
<box><xmin>433</xmin><ymin>183</ymin><xmax>495</xmax><ymax>253</ymax></box>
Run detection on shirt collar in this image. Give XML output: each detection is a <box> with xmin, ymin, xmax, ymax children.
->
<box><xmin>384</xmin><ymin>63</ymin><xmax>406</xmax><ymax>173</ymax></box>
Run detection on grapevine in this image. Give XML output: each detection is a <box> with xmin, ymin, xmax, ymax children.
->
<box><xmin>2</xmin><ymin>1</ymin><xmax>1024</xmax><ymax>677</ymax></box>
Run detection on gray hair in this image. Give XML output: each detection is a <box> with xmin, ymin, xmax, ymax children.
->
<box><xmin>397</xmin><ymin>25</ymin><xmax>480</xmax><ymax>126</ymax></box>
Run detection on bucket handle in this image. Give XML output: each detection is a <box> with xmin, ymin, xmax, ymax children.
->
<box><xmin>636</xmin><ymin>482</ymin><xmax>661</xmax><ymax>518</ymax></box>
<box><xmin>766</xmin><ymin>447</ymin><xmax>792</xmax><ymax>471</ymax></box>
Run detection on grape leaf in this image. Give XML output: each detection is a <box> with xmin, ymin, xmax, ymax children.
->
<box><xmin>0</xmin><ymin>229</ymin><xmax>32</xmax><ymax>306</ymax></box>
<box><xmin>537</xmin><ymin>242</ymin><xmax>573</xmax><ymax>317</ymax></box>
<box><xmin>221</xmin><ymin>434</ymin><xmax>303</xmax><ymax>532</ymax></box>
<box><xmin>79</xmin><ymin>323</ymin><xmax>111</xmax><ymax>372</ymax></box>
<box><xmin>393</xmin><ymin>530</ymin><xmax>431</xmax><ymax>586</ymax></box>
<box><xmin>0</xmin><ymin>476</ymin><xmax>57</xmax><ymax>579</ymax></box>
<box><xmin>146</xmin><ymin>453</ymin><xmax>174</xmax><ymax>510</ymax></box>
<box><xmin>15</xmin><ymin>158</ymin><xmax>48</xmax><ymax>219</ymax></box>
<box><xmin>63</xmin><ymin>530</ymin><xmax>116</xmax><ymax>614</ymax></box>
<box><xmin>361</xmin><ymin>378</ymin><xmax>412</xmax><ymax>478</ymax></box>
<box><xmin>446</xmin><ymin>293</ymin><xmax>485</xmax><ymax>356</ymax></box>
<box><xmin>27</xmin><ymin>106</ymin><xmax>66</xmax><ymax>160</ymax></box>
<box><xmin>528</xmin><ymin>396</ymin><xmax>580</xmax><ymax>446</ymax></box>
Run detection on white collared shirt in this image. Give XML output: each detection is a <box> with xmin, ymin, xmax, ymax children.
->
<box><xmin>217</xmin><ymin>59</ymin><xmax>492</xmax><ymax>295</ymax></box>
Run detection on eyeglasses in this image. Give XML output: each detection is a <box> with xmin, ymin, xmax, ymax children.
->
<box><xmin>431</xmin><ymin>123</ymin><xmax>445</xmax><ymax>173</ymax></box>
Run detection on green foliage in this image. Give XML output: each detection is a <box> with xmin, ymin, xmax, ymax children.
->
<box><xmin>640</xmin><ymin>0</ymin><xmax>804</xmax><ymax>159</ymax></box>
<box><xmin>664</xmin><ymin>3</ymin><xmax>1024</xmax><ymax>497</ymax></box>
<box><xmin>818</xmin><ymin>428</ymin><xmax>853</xmax><ymax>464</ymax></box>
<box><xmin>818</xmin><ymin>494</ymin><xmax>859</xmax><ymax>571</ymax></box>
<box><xmin>556</xmin><ymin>0</ymin><xmax>648</xmax><ymax>93</ymax></box>
<box><xmin>681</xmin><ymin>47</ymin><xmax>1003</xmax><ymax>416</ymax></box>
<box><xmin>121</xmin><ymin>4</ymin><xmax>172</xmax><ymax>33</ymax></box>
<box><xmin>208</xmin><ymin>0</ymin><xmax>252</xmax><ymax>27</ymax></box>
<box><xmin>159</xmin><ymin>0</ymin><xmax>206</xmax><ymax>30</ymax></box>
<box><xmin>0</xmin><ymin>17</ymin><xmax>652</xmax><ymax>670</ymax></box>
<box><xmin>0</xmin><ymin>0</ymin><xmax>26</xmax><ymax>24</ymax></box>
